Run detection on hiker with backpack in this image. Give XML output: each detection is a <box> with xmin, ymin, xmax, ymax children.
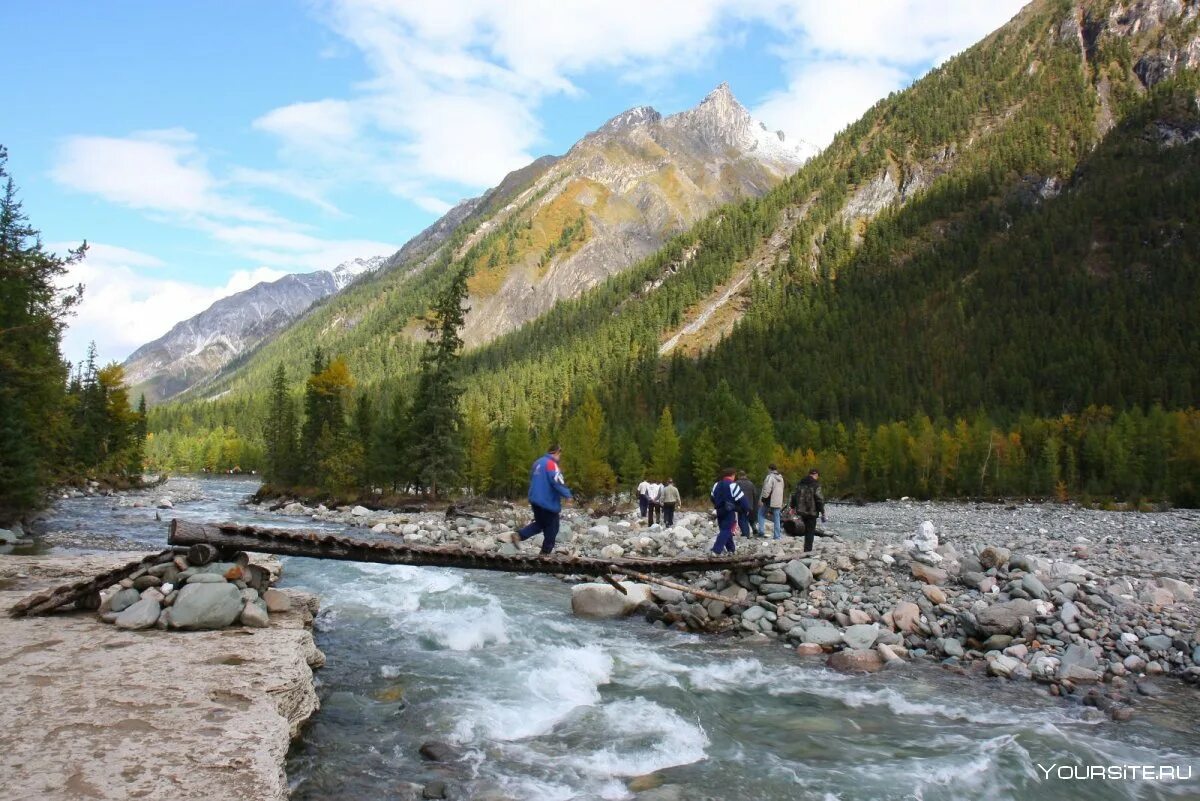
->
<box><xmin>789</xmin><ymin>468</ymin><xmax>827</xmax><ymax>553</ymax></box>
<box><xmin>758</xmin><ymin>464</ymin><xmax>785</xmax><ymax>540</ymax></box>
<box><xmin>711</xmin><ymin>467</ymin><xmax>750</xmax><ymax>554</ymax></box>
<box><xmin>736</xmin><ymin>470</ymin><xmax>759</xmax><ymax>537</ymax></box>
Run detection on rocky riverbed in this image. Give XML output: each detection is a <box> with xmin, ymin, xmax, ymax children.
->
<box><xmin>0</xmin><ymin>552</ymin><xmax>324</xmax><ymax>801</ymax></box>
<box><xmin>258</xmin><ymin>496</ymin><xmax>1200</xmax><ymax>719</ymax></box>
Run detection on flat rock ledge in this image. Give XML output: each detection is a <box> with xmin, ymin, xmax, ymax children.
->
<box><xmin>0</xmin><ymin>553</ymin><xmax>323</xmax><ymax>801</ymax></box>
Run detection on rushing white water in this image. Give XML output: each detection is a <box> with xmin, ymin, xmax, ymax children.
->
<box><xmin>34</xmin><ymin>478</ymin><xmax>1200</xmax><ymax>801</ymax></box>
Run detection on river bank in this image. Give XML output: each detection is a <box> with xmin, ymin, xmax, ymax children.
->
<box><xmin>9</xmin><ymin>477</ymin><xmax>1200</xmax><ymax>800</ymax></box>
<box><xmin>0</xmin><ymin>552</ymin><xmax>324</xmax><ymax>801</ymax></box>
<box><xmin>258</xmin><ymin>495</ymin><xmax>1200</xmax><ymax>719</ymax></box>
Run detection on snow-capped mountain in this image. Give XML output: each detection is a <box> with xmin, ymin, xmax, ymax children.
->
<box><xmin>123</xmin><ymin>256</ymin><xmax>386</xmax><ymax>402</ymax></box>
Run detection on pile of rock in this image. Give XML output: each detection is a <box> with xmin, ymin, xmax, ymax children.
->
<box><xmin>98</xmin><ymin>545</ymin><xmax>292</xmax><ymax>632</ymax></box>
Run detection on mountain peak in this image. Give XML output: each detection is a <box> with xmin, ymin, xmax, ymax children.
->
<box><xmin>597</xmin><ymin>104</ymin><xmax>662</xmax><ymax>134</ymax></box>
<box><xmin>702</xmin><ymin>81</ymin><xmax>738</xmax><ymax>106</ymax></box>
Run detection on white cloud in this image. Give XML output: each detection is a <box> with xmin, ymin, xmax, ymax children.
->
<box><xmin>205</xmin><ymin>223</ymin><xmax>395</xmax><ymax>272</ymax></box>
<box><xmin>251</xmin><ymin>0</ymin><xmax>1027</xmax><ymax>207</ymax></box>
<box><xmin>51</xmin><ymin>129</ymin><xmax>281</xmax><ymax>224</ymax></box>
<box><xmin>754</xmin><ymin>60</ymin><xmax>909</xmax><ymax>148</ymax></box>
<box><xmin>53</xmin><ymin>242</ymin><xmax>287</xmax><ymax>364</ymax></box>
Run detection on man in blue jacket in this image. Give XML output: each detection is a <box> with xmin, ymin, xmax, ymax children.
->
<box><xmin>515</xmin><ymin>444</ymin><xmax>573</xmax><ymax>555</ymax></box>
<box><xmin>710</xmin><ymin>467</ymin><xmax>749</xmax><ymax>554</ymax></box>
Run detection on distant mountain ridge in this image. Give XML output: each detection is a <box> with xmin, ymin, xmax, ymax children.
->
<box><xmin>169</xmin><ymin>83</ymin><xmax>813</xmax><ymax>402</ymax></box>
<box><xmin>124</xmin><ymin>256</ymin><xmax>385</xmax><ymax>403</ymax></box>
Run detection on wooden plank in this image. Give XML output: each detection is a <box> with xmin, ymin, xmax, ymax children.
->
<box><xmin>168</xmin><ymin>519</ymin><xmax>785</xmax><ymax>578</ymax></box>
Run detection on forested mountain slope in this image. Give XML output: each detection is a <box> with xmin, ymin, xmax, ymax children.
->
<box><xmin>150</xmin><ymin>0</ymin><xmax>1200</xmax><ymax>503</ymax></box>
<box><xmin>176</xmin><ymin>84</ymin><xmax>810</xmax><ymax>406</ymax></box>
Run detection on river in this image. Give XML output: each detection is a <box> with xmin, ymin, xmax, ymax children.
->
<box><xmin>31</xmin><ymin>477</ymin><xmax>1200</xmax><ymax>800</ymax></box>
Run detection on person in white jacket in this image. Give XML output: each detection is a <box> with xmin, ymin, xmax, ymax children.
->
<box><xmin>636</xmin><ymin>478</ymin><xmax>651</xmax><ymax>519</ymax></box>
<box><xmin>645</xmin><ymin>480</ymin><xmax>663</xmax><ymax>525</ymax></box>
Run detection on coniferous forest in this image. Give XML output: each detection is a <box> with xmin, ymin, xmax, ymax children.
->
<box><xmin>0</xmin><ymin>148</ymin><xmax>147</xmax><ymax>524</ymax></box>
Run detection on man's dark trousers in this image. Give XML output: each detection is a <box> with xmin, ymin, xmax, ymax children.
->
<box><xmin>518</xmin><ymin>504</ymin><xmax>560</xmax><ymax>554</ymax></box>
<box><xmin>663</xmin><ymin>503</ymin><xmax>676</xmax><ymax>527</ymax></box>
<box><xmin>713</xmin><ymin>514</ymin><xmax>737</xmax><ymax>553</ymax></box>
<box><xmin>800</xmin><ymin>514</ymin><xmax>818</xmax><ymax>552</ymax></box>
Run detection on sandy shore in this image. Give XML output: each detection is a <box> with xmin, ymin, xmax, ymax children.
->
<box><xmin>0</xmin><ymin>553</ymin><xmax>323</xmax><ymax>801</ymax></box>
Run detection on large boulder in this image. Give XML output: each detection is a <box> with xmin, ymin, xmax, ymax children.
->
<box><xmin>843</xmin><ymin>624</ymin><xmax>880</xmax><ymax>650</ymax></box>
<box><xmin>978</xmin><ymin>546</ymin><xmax>1010</xmax><ymax>570</ymax></box>
<box><xmin>169</xmin><ymin>582</ymin><xmax>244</xmax><ymax>630</ymax></box>
<box><xmin>973</xmin><ymin>599</ymin><xmax>1035</xmax><ymax>637</ymax></box>
<box><xmin>801</xmin><ymin>625</ymin><xmax>843</xmax><ymax>647</ymax></box>
<box><xmin>784</xmin><ymin>560</ymin><xmax>813</xmax><ymax>590</ymax></box>
<box><xmin>891</xmin><ymin>602</ymin><xmax>921</xmax><ymax>634</ymax></box>
<box><xmin>828</xmin><ymin>649</ymin><xmax>885</xmax><ymax>673</ymax></box>
<box><xmin>910</xmin><ymin>563</ymin><xmax>948</xmax><ymax>585</ymax></box>
<box><xmin>570</xmin><ymin>582</ymin><xmax>653</xmax><ymax>618</ymax></box>
<box><xmin>115</xmin><ymin>598</ymin><xmax>161</xmax><ymax>630</ymax></box>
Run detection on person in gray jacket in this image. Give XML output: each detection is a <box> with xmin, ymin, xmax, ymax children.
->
<box><xmin>659</xmin><ymin>478</ymin><xmax>681</xmax><ymax>526</ymax></box>
<box><xmin>757</xmin><ymin>464</ymin><xmax>785</xmax><ymax>540</ymax></box>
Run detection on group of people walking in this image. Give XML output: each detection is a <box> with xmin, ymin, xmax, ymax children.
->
<box><xmin>711</xmin><ymin>464</ymin><xmax>826</xmax><ymax>555</ymax></box>
<box><xmin>637</xmin><ymin>478</ymin><xmax>681</xmax><ymax>527</ymax></box>
<box><xmin>513</xmin><ymin>445</ymin><xmax>825</xmax><ymax>559</ymax></box>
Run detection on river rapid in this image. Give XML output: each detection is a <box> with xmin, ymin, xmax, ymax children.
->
<box><xmin>31</xmin><ymin>477</ymin><xmax>1200</xmax><ymax>801</ymax></box>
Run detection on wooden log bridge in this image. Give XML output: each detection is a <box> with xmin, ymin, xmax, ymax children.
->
<box><xmin>168</xmin><ymin>520</ymin><xmax>781</xmax><ymax>580</ymax></box>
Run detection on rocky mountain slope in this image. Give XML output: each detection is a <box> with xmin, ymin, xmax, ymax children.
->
<box><xmin>173</xmin><ymin>84</ymin><xmax>812</xmax><ymax>401</ymax></box>
<box><xmin>449</xmin><ymin>0</ymin><xmax>1200</xmax><ymax>429</ymax></box>
<box><xmin>124</xmin><ymin>256</ymin><xmax>384</xmax><ymax>403</ymax></box>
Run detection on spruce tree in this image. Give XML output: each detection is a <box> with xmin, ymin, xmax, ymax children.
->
<box><xmin>690</xmin><ymin>427</ymin><xmax>719</xmax><ymax>496</ymax></box>
<box><xmin>561</xmin><ymin>390</ymin><xmax>615</xmax><ymax>497</ymax></box>
<box><xmin>647</xmin><ymin>407</ymin><xmax>681</xmax><ymax>482</ymax></box>
<box><xmin>406</xmin><ymin>266</ymin><xmax>470</xmax><ymax>497</ymax></box>
<box><xmin>264</xmin><ymin>364</ymin><xmax>298</xmax><ymax>485</ymax></box>
<box><xmin>463</xmin><ymin>403</ymin><xmax>495</xmax><ymax>496</ymax></box>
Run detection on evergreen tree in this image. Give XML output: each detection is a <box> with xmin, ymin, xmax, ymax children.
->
<box><xmin>463</xmin><ymin>403</ymin><xmax>495</xmax><ymax>496</ymax></box>
<box><xmin>499</xmin><ymin>411</ymin><xmax>539</xmax><ymax>498</ymax></box>
<box><xmin>647</xmin><ymin>407</ymin><xmax>680</xmax><ymax>482</ymax></box>
<box><xmin>406</xmin><ymin>266</ymin><xmax>470</xmax><ymax>497</ymax></box>
<box><xmin>743</xmin><ymin>396</ymin><xmax>777</xmax><ymax>481</ymax></box>
<box><xmin>0</xmin><ymin>147</ymin><xmax>83</xmax><ymax>520</ymax></box>
<box><xmin>129</xmin><ymin>394</ymin><xmax>148</xmax><ymax>477</ymax></box>
<box><xmin>561</xmin><ymin>391</ymin><xmax>615</xmax><ymax>497</ymax></box>
<box><xmin>690</xmin><ymin>427</ymin><xmax>719</xmax><ymax>495</ymax></box>
<box><xmin>612</xmin><ymin>431</ymin><xmax>645</xmax><ymax>491</ymax></box>
<box><xmin>263</xmin><ymin>364</ymin><xmax>298</xmax><ymax>485</ymax></box>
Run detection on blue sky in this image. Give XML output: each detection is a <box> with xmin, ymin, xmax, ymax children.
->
<box><xmin>3</xmin><ymin>0</ymin><xmax>1025</xmax><ymax>363</ymax></box>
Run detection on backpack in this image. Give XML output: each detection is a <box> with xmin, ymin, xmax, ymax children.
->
<box><xmin>794</xmin><ymin>482</ymin><xmax>817</xmax><ymax>516</ymax></box>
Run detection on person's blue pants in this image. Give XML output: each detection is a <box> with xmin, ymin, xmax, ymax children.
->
<box><xmin>737</xmin><ymin>510</ymin><xmax>753</xmax><ymax>537</ymax></box>
<box><xmin>638</xmin><ymin>495</ymin><xmax>648</xmax><ymax>517</ymax></box>
<box><xmin>713</xmin><ymin>514</ymin><xmax>737</xmax><ymax>553</ymax></box>
<box><xmin>758</xmin><ymin>505</ymin><xmax>782</xmax><ymax>539</ymax></box>
<box><xmin>518</xmin><ymin>504</ymin><xmax>560</xmax><ymax>554</ymax></box>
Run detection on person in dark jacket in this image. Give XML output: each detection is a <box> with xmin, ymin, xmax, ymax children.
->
<box><xmin>711</xmin><ymin>467</ymin><xmax>750</xmax><ymax>554</ymax></box>
<box><xmin>515</xmin><ymin>445</ymin><xmax>573</xmax><ymax>554</ymax></box>
<box><xmin>789</xmin><ymin>468</ymin><xmax>826</xmax><ymax>553</ymax></box>
<box><xmin>736</xmin><ymin>471</ymin><xmax>760</xmax><ymax>537</ymax></box>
